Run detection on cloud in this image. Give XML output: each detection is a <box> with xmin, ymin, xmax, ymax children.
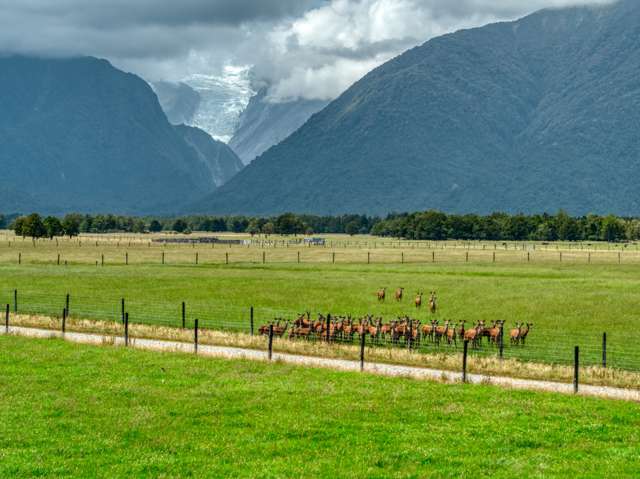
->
<box><xmin>0</xmin><ymin>0</ymin><xmax>617</xmax><ymax>99</ymax></box>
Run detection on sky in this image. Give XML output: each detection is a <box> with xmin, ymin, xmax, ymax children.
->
<box><xmin>0</xmin><ymin>0</ymin><xmax>615</xmax><ymax>102</ymax></box>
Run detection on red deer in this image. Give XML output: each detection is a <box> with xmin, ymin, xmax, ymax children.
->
<box><xmin>428</xmin><ymin>292</ymin><xmax>437</xmax><ymax>314</ymax></box>
<box><xmin>519</xmin><ymin>323</ymin><xmax>532</xmax><ymax>346</ymax></box>
<box><xmin>434</xmin><ymin>320</ymin><xmax>448</xmax><ymax>345</ymax></box>
<box><xmin>395</xmin><ymin>287</ymin><xmax>405</xmax><ymax>302</ymax></box>
<box><xmin>510</xmin><ymin>323</ymin><xmax>522</xmax><ymax>345</ymax></box>
<box><xmin>415</xmin><ymin>292</ymin><xmax>423</xmax><ymax>308</ymax></box>
<box><xmin>486</xmin><ymin>320</ymin><xmax>504</xmax><ymax>345</ymax></box>
<box><xmin>272</xmin><ymin>321</ymin><xmax>289</xmax><ymax>338</ymax></box>
<box><xmin>464</xmin><ymin>321</ymin><xmax>483</xmax><ymax>349</ymax></box>
<box><xmin>446</xmin><ymin>321</ymin><xmax>459</xmax><ymax>346</ymax></box>
<box><xmin>376</xmin><ymin>288</ymin><xmax>387</xmax><ymax>302</ymax></box>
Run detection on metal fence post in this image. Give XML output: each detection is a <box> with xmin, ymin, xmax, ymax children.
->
<box><xmin>13</xmin><ymin>289</ymin><xmax>17</xmax><ymax>313</ymax></box>
<box><xmin>124</xmin><ymin>312</ymin><xmax>129</xmax><ymax>347</ymax></box>
<box><xmin>62</xmin><ymin>308</ymin><xmax>67</xmax><ymax>333</ymax></box>
<box><xmin>126</xmin><ymin>252</ymin><xmax>129</xmax><ymax>265</ymax></box>
<box><xmin>574</xmin><ymin>346</ymin><xmax>579</xmax><ymax>394</ymax></box>
<box><xmin>326</xmin><ymin>314</ymin><xmax>331</xmax><ymax>342</ymax></box>
<box><xmin>268</xmin><ymin>324</ymin><xmax>274</xmax><ymax>360</ymax></box>
<box><xmin>462</xmin><ymin>340</ymin><xmax>469</xmax><ymax>383</ymax></box>
<box><xmin>5</xmin><ymin>304</ymin><xmax>9</xmax><ymax>333</ymax></box>
<box><xmin>194</xmin><ymin>319</ymin><xmax>199</xmax><ymax>354</ymax></box>
<box><xmin>65</xmin><ymin>293</ymin><xmax>70</xmax><ymax>316</ymax></box>
<box><xmin>182</xmin><ymin>301</ymin><xmax>186</xmax><ymax>328</ymax></box>
<box><xmin>602</xmin><ymin>333</ymin><xmax>607</xmax><ymax>369</ymax></box>
<box><xmin>250</xmin><ymin>306</ymin><xmax>254</xmax><ymax>336</ymax></box>
<box><xmin>360</xmin><ymin>330</ymin><xmax>366</xmax><ymax>371</ymax></box>
<box><xmin>499</xmin><ymin>324</ymin><xmax>504</xmax><ymax>359</ymax></box>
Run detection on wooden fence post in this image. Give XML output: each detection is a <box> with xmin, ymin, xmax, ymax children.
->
<box><xmin>250</xmin><ymin>306</ymin><xmax>254</xmax><ymax>336</ymax></box>
<box><xmin>332</xmin><ymin>252</ymin><xmax>335</xmax><ymax>264</ymax></box>
<box><xmin>297</xmin><ymin>251</ymin><xmax>300</xmax><ymax>264</ymax></box>
<box><xmin>126</xmin><ymin>252</ymin><xmax>129</xmax><ymax>265</ymax></box>
<box><xmin>18</xmin><ymin>252</ymin><xmax>21</xmax><ymax>265</ymax></box>
<box><xmin>162</xmin><ymin>252</ymin><xmax>165</xmax><ymax>265</ymax></box>
<box><xmin>263</xmin><ymin>251</ymin><xmax>266</xmax><ymax>264</ymax></box>
<box><xmin>574</xmin><ymin>346</ymin><xmax>579</xmax><ymax>394</ymax></box>
<box><xmin>57</xmin><ymin>254</ymin><xmax>60</xmax><ymax>265</ymax></box>
<box><xmin>527</xmin><ymin>252</ymin><xmax>530</xmax><ymax>263</ymax></box>
<box><xmin>401</xmin><ymin>252</ymin><xmax>404</xmax><ymax>264</ymax></box>
<box><xmin>182</xmin><ymin>301</ymin><xmax>186</xmax><ymax>329</ymax></box>
<box><xmin>124</xmin><ymin>312</ymin><xmax>129</xmax><ymax>347</ymax></box>
<box><xmin>225</xmin><ymin>252</ymin><xmax>229</xmax><ymax>265</ymax></box>
<box><xmin>465</xmin><ymin>252</ymin><xmax>469</xmax><ymax>263</ymax></box>
<box><xmin>492</xmin><ymin>252</ymin><xmax>496</xmax><ymax>263</ymax></box>
<box><xmin>268</xmin><ymin>324</ymin><xmax>274</xmax><ymax>360</ymax></box>
<box><xmin>432</xmin><ymin>251</ymin><xmax>435</xmax><ymax>263</ymax></box>
<box><xmin>360</xmin><ymin>330</ymin><xmax>366</xmax><ymax>371</ymax></box>
<box><xmin>194</xmin><ymin>319</ymin><xmax>199</xmax><ymax>354</ymax></box>
<box><xmin>195</xmin><ymin>252</ymin><xmax>198</xmax><ymax>265</ymax></box>
<box><xmin>462</xmin><ymin>340</ymin><xmax>469</xmax><ymax>383</ymax></box>
<box><xmin>101</xmin><ymin>254</ymin><xmax>104</xmax><ymax>266</ymax></box>
<box><xmin>602</xmin><ymin>333</ymin><xmax>607</xmax><ymax>369</ymax></box>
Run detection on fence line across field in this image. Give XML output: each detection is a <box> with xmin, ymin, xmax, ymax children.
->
<box><xmin>5</xmin><ymin>289</ymin><xmax>639</xmax><ymax>374</ymax></box>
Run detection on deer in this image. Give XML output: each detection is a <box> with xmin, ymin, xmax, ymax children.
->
<box><xmin>421</xmin><ymin>320</ymin><xmax>436</xmax><ymax>343</ymax></box>
<box><xmin>395</xmin><ymin>287</ymin><xmax>405</xmax><ymax>302</ymax></box>
<box><xmin>376</xmin><ymin>288</ymin><xmax>387</xmax><ymax>302</ymax></box>
<box><xmin>434</xmin><ymin>320</ymin><xmax>448</xmax><ymax>345</ymax></box>
<box><xmin>428</xmin><ymin>291</ymin><xmax>437</xmax><ymax>314</ymax></box>
<box><xmin>519</xmin><ymin>323</ymin><xmax>532</xmax><ymax>346</ymax></box>
<box><xmin>486</xmin><ymin>320</ymin><xmax>504</xmax><ymax>346</ymax></box>
<box><xmin>446</xmin><ymin>321</ymin><xmax>459</xmax><ymax>346</ymax></box>
<box><xmin>415</xmin><ymin>292</ymin><xmax>423</xmax><ymax>308</ymax></box>
<box><xmin>272</xmin><ymin>321</ymin><xmax>289</xmax><ymax>338</ymax></box>
<box><xmin>510</xmin><ymin>323</ymin><xmax>522</xmax><ymax>345</ymax></box>
<box><xmin>464</xmin><ymin>321</ymin><xmax>483</xmax><ymax>349</ymax></box>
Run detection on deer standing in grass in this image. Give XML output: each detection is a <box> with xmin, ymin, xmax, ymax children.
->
<box><xmin>415</xmin><ymin>292</ymin><xmax>423</xmax><ymax>308</ymax></box>
<box><xmin>510</xmin><ymin>323</ymin><xmax>522</xmax><ymax>345</ymax></box>
<box><xmin>377</xmin><ymin>288</ymin><xmax>387</xmax><ymax>302</ymax></box>
<box><xmin>519</xmin><ymin>323</ymin><xmax>532</xmax><ymax>346</ymax></box>
<box><xmin>428</xmin><ymin>291</ymin><xmax>437</xmax><ymax>314</ymax></box>
<box><xmin>395</xmin><ymin>287</ymin><xmax>404</xmax><ymax>302</ymax></box>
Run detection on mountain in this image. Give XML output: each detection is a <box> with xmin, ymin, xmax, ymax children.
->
<box><xmin>174</xmin><ymin>124</ymin><xmax>243</xmax><ymax>187</ymax></box>
<box><xmin>191</xmin><ymin>0</ymin><xmax>640</xmax><ymax>217</ymax></box>
<box><xmin>152</xmin><ymin>81</ymin><xmax>201</xmax><ymax>125</ymax></box>
<box><xmin>0</xmin><ymin>56</ymin><xmax>226</xmax><ymax>214</ymax></box>
<box><xmin>229</xmin><ymin>88</ymin><xmax>329</xmax><ymax>164</ymax></box>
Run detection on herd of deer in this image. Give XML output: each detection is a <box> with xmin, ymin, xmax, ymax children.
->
<box><xmin>259</xmin><ymin>314</ymin><xmax>533</xmax><ymax>350</ymax></box>
<box><xmin>376</xmin><ymin>288</ymin><xmax>437</xmax><ymax>313</ymax></box>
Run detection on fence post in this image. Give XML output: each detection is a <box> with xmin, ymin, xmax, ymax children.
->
<box><xmin>367</xmin><ymin>252</ymin><xmax>370</xmax><ymax>264</ymax></box>
<box><xmin>194</xmin><ymin>319</ymin><xmax>199</xmax><ymax>354</ymax></box>
<box><xmin>195</xmin><ymin>253</ymin><xmax>198</xmax><ymax>265</ymax></box>
<box><xmin>527</xmin><ymin>252</ymin><xmax>530</xmax><ymax>263</ymax></box>
<box><xmin>618</xmin><ymin>252</ymin><xmax>621</xmax><ymax>264</ymax></box>
<box><xmin>407</xmin><ymin>319</ymin><xmax>413</xmax><ymax>350</ymax></box>
<box><xmin>121</xmin><ymin>298</ymin><xmax>125</xmax><ymax>324</ymax></box>
<box><xmin>65</xmin><ymin>293</ymin><xmax>70</xmax><ymax>316</ymax></box>
<box><xmin>297</xmin><ymin>251</ymin><xmax>300</xmax><ymax>264</ymax></box>
<box><xmin>332</xmin><ymin>252</ymin><xmax>335</xmax><ymax>264</ymax></box>
<box><xmin>588</xmin><ymin>252</ymin><xmax>591</xmax><ymax>264</ymax></box>
<box><xmin>57</xmin><ymin>254</ymin><xmax>60</xmax><ymax>265</ymax></box>
<box><xmin>262</xmin><ymin>251</ymin><xmax>266</xmax><ymax>264</ymax></box>
<box><xmin>499</xmin><ymin>324</ymin><xmax>504</xmax><ymax>359</ymax></box>
<box><xmin>268</xmin><ymin>324</ymin><xmax>274</xmax><ymax>360</ymax></box>
<box><xmin>101</xmin><ymin>254</ymin><xmax>104</xmax><ymax>266</ymax></box>
<box><xmin>360</xmin><ymin>330</ymin><xmax>366</xmax><ymax>371</ymax></box>
<box><xmin>225</xmin><ymin>252</ymin><xmax>229</xmax><ymax>265</ymax></box>
<box><xmin>574</xmin><ymin>346</ymin><xmax>579</xmax><ymax>394</ymax></box>
<box><xmin>326</xmin><ymin>314</ymin><xmax>331</xmax><ymax>342</ymax></box>
<box><xmin>462</xmin><ymin>340</ymin><xmax>469</xmax><ymax>383</ymax></box>
<box><xmin>432</xmin><ymin>251</ymin><xmax>435</xmax><ymax>263</ymax></box>
<box><xmin>62</xmin><ymin>308</ymin><xmax>67</xmax><ymax>333</ymax></box>
<box><xmin>124</xmin><ymin>312</ymin><xmax>129</xmax><ymax>347</ymax></box>
<box><xmin>560</xmin><ymin>252</ymin><xmax>563</xmax><ymax>262</ymax></box>
<box><xmin>162</xmin><ymin>252</ymin><xmax>165</xmax><ymax>265</ymax></box>
<box><xmin>401</xmin><ymin>252</ymin><xmax>404</xmax><ymax>264</ymax></box>
<box><xmin>5</xmin><ymin>304</ymin><xmax>9</xmax><ymax>333</ymax></box>
<box><xmin>250</xmin><ymin>306</ymin><xmax>254</xmax><ymax>336</ymax></box>
<box><xmin>13</xmin><ymin>289</ymin><xmax>17</xmax><ymax>313</ymax></box>
<box><xmin>492</xmin><ymin>252</ymin><xmax>496</xmax><ymax>263</ymax></box>
<box><xmin>126</xmin><ymin>252</ymin><xmax>129</xmax><ymax>265</ymax></box>
<box><xmin>18</xmin><ymin>252</ymin><xmax>21</xmax><ymax>265</ymax></box>
<box><xmin>182</xmin><ymin>301</ymin><xmax>186</xmax><ymax>328</ymax></box>
<box><xmin>602</xmin><ymin>333</ymin><xmax>607</xmax><ymax>369</ymax></box>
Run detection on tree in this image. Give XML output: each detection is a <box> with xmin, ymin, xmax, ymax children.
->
<box><xmin>148</xmin><ymin>220</ymin><xmax>163</xmax><ymax>233</ymax></box>
<box><xmin>43</xmin><ymin>216</ymin><xmax>63</xmax><ymax>239</ymax></box>
<box><xmin>132</xmin><ymin>219</ymin><xmax>146</xmax><ymax>234</ymax></box>
<box><xmin>12</xmin><ymin>217</ymin><xmax>25</xmax><ymax>237</ymax></box>
<box><xmin>62</xmin><ymin>214</ymin><xmax>82</xmax><ymax>238</ymax></box>
<box><xmin>344</xmin><ymin>220</ymin><xmax>360</xmax><ymax>236</ymax></box>
<box><xmin>172</xmin><ymin>219</ymin><xmax>188</xmax><ymax>233</ymax></box>
<box><xmin>22</xmin><ymin>213</ymin><xmax>47</xmax><ymax>239</ymax></box>
<box><xmin>274</xmin><ymin>213</ymin><xmax>305</xmax><ymax>235</ymax></box>
<box><xmin>600</xmin><ymin>215</ymin><xmax>625</xmax><ymax>242</ymax></box>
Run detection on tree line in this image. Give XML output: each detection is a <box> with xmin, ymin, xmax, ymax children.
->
<box><xmin>7</xmin><ymin>210</ymin><xmax>640</xmax><ymax>242</ymax></box>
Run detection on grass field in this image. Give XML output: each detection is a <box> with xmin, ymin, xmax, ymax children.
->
<box><xmin>1</xmin><ymin>233</ymin><xmax>640</xmax><ymax>372</ymax></box>
<box><xmin>1</xmin><ymin>335</ymin><xmax>639</xmax><ymax>478</ymax></box>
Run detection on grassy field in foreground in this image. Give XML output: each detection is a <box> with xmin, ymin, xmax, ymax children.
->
<box><xmin>1</xmin><ymin>336</ymin><xmax>640</xmax><ymax>478</ymax></box>
<box><xmin>1</xmin><ymin>258</ymin><xmax>640</xmax><ymax>369</ymax></box>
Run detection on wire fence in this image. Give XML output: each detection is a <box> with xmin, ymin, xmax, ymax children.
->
<box><xmin>4</xmin><ymin>289</ymin><xmax>639</xmax><ymax>374</ymax></box>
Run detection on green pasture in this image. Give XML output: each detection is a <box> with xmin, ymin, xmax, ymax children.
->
<box><xmin>1</xmin><ymin>255</ymin><xmax>640</xmax><ymax>369</ymax></box>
